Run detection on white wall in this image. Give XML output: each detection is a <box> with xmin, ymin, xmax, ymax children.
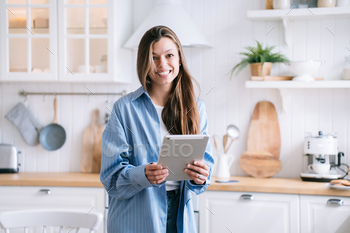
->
<box><xmin>131</xmin><ymin>0</ymin><xmax>350</xmax><ymax>178</ymax></box>
<box><xmin>0</xmin><ymin>83</ymin><xmax>130</xmax><ymax>172</ymax></box>
<box><xmin>0</xmin><ymin>0</ymin><xmax>350</xmax><ymax>178</ymax></box>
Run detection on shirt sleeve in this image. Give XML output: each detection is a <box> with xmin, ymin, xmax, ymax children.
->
<box><xmin>186</xmin><ymin>100</ymin><xmax>214</xmax><ymax>194</ymax></box>
<box><xmin>100</xmin><ymin>102</ymin><xmax>152</xmax><ymax>200</ymax></box>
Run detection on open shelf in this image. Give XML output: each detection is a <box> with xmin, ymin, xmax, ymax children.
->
<box><xmin>247</xmin><ymin>7</ymin><xmax>350</xmax><ymax>20</ymax></box>
<box><xmin>245</xmin><ymin>80</ymin><xmax>350</xmax><ymax>88</ymax></box>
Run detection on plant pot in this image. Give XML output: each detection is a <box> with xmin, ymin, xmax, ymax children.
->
<box><xmin>249</xmin><ymin>62</ymin><xmax>273</xmax><ymax>77</ymax></box>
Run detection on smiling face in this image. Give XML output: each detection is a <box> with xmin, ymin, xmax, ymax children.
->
<box><xmin>148</xmin><ymin>37</ymin><xmax>181</xmax><ymax>91</ymax></box>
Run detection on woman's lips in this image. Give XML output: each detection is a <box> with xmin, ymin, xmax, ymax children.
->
<box><xmin>156</xmin><ymin>70</ymin><xmax>171</xmax><ymax>77</ymax></box>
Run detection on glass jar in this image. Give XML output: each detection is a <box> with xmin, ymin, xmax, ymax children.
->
<box><xmin>343</xmin><ymin>56</ymin><xmax>350</xmax><ymax>80</ymax></box>
<box><xmin>318</xmin><ymin>0</ymin><xmax>336</xmax><ymax>7</ymax></box>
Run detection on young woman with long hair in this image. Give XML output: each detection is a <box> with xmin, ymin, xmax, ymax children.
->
<box><xmin>100</xmin><ymin>25</ymin><xmax>213</xmax><ymax>233</ymax></box>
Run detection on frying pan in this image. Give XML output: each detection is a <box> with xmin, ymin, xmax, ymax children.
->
<box><xmin>39</xmin><ymin>98</ymin><xmax>66</xmax><ymax>151</ymax></box>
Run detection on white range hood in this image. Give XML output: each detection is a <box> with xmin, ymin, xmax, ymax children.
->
<box><xmin>124</xmin><ymin>0</ymin><xmax>211</xmax><ymax>49</ymax></box>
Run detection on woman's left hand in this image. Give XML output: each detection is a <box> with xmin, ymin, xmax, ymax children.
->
<box><xmin>184</xmin><ymin>160</ymin><xmax>210</xmax><ymax>185</ymax></box>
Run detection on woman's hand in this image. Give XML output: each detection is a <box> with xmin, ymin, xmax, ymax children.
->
<box><xmin>145</xmin><ymin>162</ymin><xmax>168</xmax><ymax>185</ymax></box>
<box><xmin>184</xmin><ymin>160</ymin><xmax>210</xmax><ymax>185</ymax></box>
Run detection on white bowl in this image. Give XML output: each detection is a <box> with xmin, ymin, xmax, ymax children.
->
<box><xmin>286</xmin><ymin>60</ymin><xmax>323</xmax><ymax>81</ymax></box>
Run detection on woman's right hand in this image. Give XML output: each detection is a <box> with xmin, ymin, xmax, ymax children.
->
<box><xmin>145</xmin><ymin>162</ymin><xmax>168</xmax><ymax>184</ymax></box>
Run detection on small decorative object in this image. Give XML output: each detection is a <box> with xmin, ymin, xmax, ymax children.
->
<box><xmin>343</xmin><ymin>56</ymin><xmax>350</xmax><ymax>80</ymax></box>
<box><xmin>337</xmin><ymin>0</ymin><xmax>350</xmax><ymax>6</ymax></box>
<box><xmin>33</xmin><ymin>18</ymin><xmax>49</xmax><ymax>28</ymax></box>
<box><xmin>318</xmin><ymin>0</ymin><xmax>336</xmax><ymax>7</ymax></box>
<box><xmin>265</xmin><ymin>0</ymin><xmax>274</xmax><ymax>9</ymax></box>
<box><xmin>273</xmin><ymin>0</ymin><xmax>291</xmax><ymax>9</ymax></box>
<box><xmin>229</xmin><ymin>41</ymin><xmax>290</xmax><ymax>79</ymax></box>
<box><xmin>291</xmin><ymin>0</ymin><xmax>318</xmax><ymax>8</ymax></box>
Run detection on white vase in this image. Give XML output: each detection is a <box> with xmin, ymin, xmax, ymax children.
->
<box><xmin>273</xmin><ymin>0</ymin><xmax>291</xmax><ymax>9</ymax></box>
<box><xmin>337</xmin><ymin>0</ymin><xmax>350</xmax><ymax>6</ymax></box>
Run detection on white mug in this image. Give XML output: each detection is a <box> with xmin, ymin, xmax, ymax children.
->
<box><xmin>77</xmin><ymin>65</ymin><xmax>95</xmax><ymax>73</ymax></box>
<box><xmin>308</xmin><ymin>164</ymin><xmax>330</xmax><ymax>174</ymax></box>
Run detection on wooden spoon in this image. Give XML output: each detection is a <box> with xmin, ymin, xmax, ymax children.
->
<box><xmin>223</xmin><ymin>134</ymin><xmax>228</xmax><ymax>153</ymax></box>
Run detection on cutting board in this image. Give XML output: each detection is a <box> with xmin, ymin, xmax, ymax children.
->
<box><xmin>81</xmin><ymin>109</ymin><xmax>103</xmax><ymax>173</ymax></box>
<box><xmin>239</xmin><ymin>151</ymin><xmax>282</xmax><ymax>178</ymax></box>
<box><xmin>247</xmin><ymin>101</ymin><xmax>281</xmax><ymax>159</ymax></box>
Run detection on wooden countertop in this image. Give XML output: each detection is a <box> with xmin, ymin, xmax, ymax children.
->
<box><xmin>208</xmin><ymin>176</ymin><xmax>350</xmax><ymax>197</ymax></box>
<box><xmin>1</xmin><ymin>173</ymin><xmax>349</xmax><ymax>197</ymax></box>
<box><xmin>0</xmin><ymin>172</ymin><xmax>103</xmax><ymax>187</ymax></box>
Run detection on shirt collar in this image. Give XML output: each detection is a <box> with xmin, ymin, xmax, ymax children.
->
<box><xmin>131</xmin><ymin>85</ymin><xmax>151</xmax><ymax>102</ymax></box>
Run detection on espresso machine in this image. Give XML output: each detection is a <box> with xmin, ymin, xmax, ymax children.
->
<box><xmin>300</xmin><ymin>131</ymin><xmax>345</xmax><ymax>182</ymax></box>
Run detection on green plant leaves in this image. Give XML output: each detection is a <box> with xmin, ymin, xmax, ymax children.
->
<box><xmin>229</xmin><ymin>40</ymin><xmax>290</xmax><ymax>78</ymax></box>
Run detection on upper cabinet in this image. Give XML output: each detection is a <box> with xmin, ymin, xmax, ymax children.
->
<box><xmin>0</xmin><ymin>0</ymin><xmax>133</xmax><ymax>83</ymax></box>
<box><xmin>0</xmin><ymin>0</ymin><xmax>57</xmax><ymax>81</ymax></box>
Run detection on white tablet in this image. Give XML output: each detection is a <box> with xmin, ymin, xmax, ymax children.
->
<box><xmin>157</xmin><ymin>135</ymin><xmax>209</xmax><ymax>181</ymax></box>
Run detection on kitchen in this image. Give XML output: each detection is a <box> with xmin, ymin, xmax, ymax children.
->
<box><xmin>0</xmin><ymin>0</ymin><xmax>350</xmax><ymax>232</ymax></box>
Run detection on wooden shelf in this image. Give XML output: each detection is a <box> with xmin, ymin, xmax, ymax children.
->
<box><xmin>247</xmin><ymin>7</ymin><xmax>350</xmax><ymax>20</ymax></box>
<box><xmin>246</xmin><ymin>80</ymin><xmax>350</xmax><ymax>88</ymax></box>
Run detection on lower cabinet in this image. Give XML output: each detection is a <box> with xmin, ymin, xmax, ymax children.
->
<box><xmin>0</xmin><ymin>186</ymin><xmax>105</xmax><ymax>233</ymax></box>
<box><xmin>300</xmin><ymin>195</ymin><xmax>350</xmax><ymax>233</ymax></box>
<box><xmin>199</xmin><ymin>191</ymin><xmax>300</xmax><ymax>233</ymax></box>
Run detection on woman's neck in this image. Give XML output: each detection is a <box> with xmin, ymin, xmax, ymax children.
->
<box><xmin>149</xmin><ymin>84</ymin><xmax>171</xmax><ymax>106</ymax></box>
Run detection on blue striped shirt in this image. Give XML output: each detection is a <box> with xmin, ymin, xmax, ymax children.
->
<box><xmin>100</xmin><ymin>86</ymin><xmax>214</xmax><ymax>233</ymax></box>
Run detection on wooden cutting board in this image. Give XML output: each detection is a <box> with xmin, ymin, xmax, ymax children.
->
<box><xmin>247</xmin><ymin>101</ymin><xmax>281</xmax><ymax>159</ymax></box>
<box><xmin>81</xmin><ymin>109</ymin><xmax>103</xmax><ymax>173</ymax></box>
<box><xmin>239</xmin><ymin>151</ymin><xmax>282</xmax><ymax>178</ymax></box>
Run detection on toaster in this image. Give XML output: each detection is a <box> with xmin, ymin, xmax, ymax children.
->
<box><xmin>0</xmin><ymin>144</ymin><xmax>20</xmax><ymax>173</ymax></box>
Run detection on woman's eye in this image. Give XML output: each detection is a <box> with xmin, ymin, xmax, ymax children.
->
<box><xmin>167</xmin><ymin>54</ymin><xmax>174</xmax><ymax>58</ymax></box>
<box><xmin>152</xmin><ymin>57</ymin><xmax>157</xmax><ymax>60</ymax></box>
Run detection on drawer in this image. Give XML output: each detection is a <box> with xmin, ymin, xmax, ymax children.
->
<box><xmin>0</xmin><ymin>186</ymin><xmax>105</xmax><ymax>233</ymax></box>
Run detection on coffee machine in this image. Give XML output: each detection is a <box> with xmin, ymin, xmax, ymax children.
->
<box><xmin>300</xmin><ymin>131</ymin><xmax>345</xmax><ymax>182</ymax></box>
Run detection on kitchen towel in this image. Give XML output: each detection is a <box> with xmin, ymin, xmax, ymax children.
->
<box><xmin>5</xmin><ymin>102</ymin><xmax>42</xmax><ymax>146</ymax></box>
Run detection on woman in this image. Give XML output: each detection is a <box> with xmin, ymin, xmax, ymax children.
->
<box><xmin>100</xmin><ymin>25</ymin><xmax>214</xmax><ymax>233</ymax></box>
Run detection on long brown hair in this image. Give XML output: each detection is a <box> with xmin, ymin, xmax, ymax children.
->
<box><xmin>137</xmin><ymin>26</ymin><xmax>200</xmax><ymax>135</ymax></box>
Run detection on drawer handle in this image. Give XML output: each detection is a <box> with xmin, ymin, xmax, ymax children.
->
<box><xmin>38</xmin><ymin>189</ymin><xmax>51</xmax><ymax>195</ymax></box>
<box><xmin>240</xmin><ymin>194</ymin><xmax>254</xmax><ymax>200</ymax></box>
<box><xmin>327</xmin><ymin>199</ymin><xmax>343</xmax><ymax>205</ymax></box>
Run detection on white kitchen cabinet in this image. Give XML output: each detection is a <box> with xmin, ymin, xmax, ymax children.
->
<box><xmin>199</xmin><ymin>191</ymin><xmax>300</xmax><ymax>233</ymax></box>
<box><xmin>57</xmin><ymin>0</ymin><xmax>132</xmax><ymax>83</ymax></box>
<box><xmin>0</xmin><ymin>186</ymin><xmax>105</xmax><ymax>233</ymax></box>
<box><xmin>0</xmin><ymin>0</ymin><xmax>58</xmax><ymax>81</ymax></box>
<box><xmin>300</xmin><ymin>194</ymin><xmax>350</xmax><ymax>233</ymax></box>
<box><xmin>0</xmin><ymin>0</ymin><xmax>132</xmax><ymax>83</ymax></box>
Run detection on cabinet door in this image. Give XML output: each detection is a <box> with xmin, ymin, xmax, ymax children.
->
<box><xmin>0</xmin><ymin>186</ymin><xmax>105</xmax><ymax>233</ymax></box>
<box><xmin>300</xmin><ymin>195</ymin><xmax>350</xmax><ymax>233</ymax></box>
<box><xmin>0</xmin><ymin>0</ymin><xmax>57</xmax><ymax>81</ymax></box>
<box><xmin>57</xmin><ymin>0</ymin><xmax>132</xmax><ymax>83</ymax></box>
<box><xmin>199</xmin><ymin>191</ymin><xmax>300</xmax><ymax>233</ymax></box>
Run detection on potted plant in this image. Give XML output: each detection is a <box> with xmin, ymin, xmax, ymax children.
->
<box><xmin>230</xmin><ymin>41</ymin><xmax>290</xmax><ymax>79</ymax></box>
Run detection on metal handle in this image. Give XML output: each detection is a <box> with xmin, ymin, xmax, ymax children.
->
<box><xmin>240</xmin><ymin>194</ymin><xmax>254</xmax><ymax>200</ymax></box>
<box><xmin>327</xmin><ymin>199</ymin><xmax>343</xmax><ymax>205</ymax></box>
<box><xmin>38</xmin><ymin>189</ymin><xmax>51</xmax><ymax>195</ymax></box>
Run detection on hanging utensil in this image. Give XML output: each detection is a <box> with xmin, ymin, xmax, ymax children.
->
<box><xmin>39</xmin><ymin>97</ymin><xmax>66</xmax><ymax>151</ymax></box>
<box><xmin>225</xmin><ymin>125</ymin><xmax>240</xmax><ymax>153</ymax></box>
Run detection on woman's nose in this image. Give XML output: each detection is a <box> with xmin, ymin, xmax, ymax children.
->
<box><xmin>157</xmin><ymin>56</ymin><xmax>167</xmax><ymax>67</ymax></box>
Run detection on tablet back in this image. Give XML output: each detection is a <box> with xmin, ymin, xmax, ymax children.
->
<box><xmin>157</xmin><ymin>135</ymin><xmax>209</xmax><ymax>181</ymax></box>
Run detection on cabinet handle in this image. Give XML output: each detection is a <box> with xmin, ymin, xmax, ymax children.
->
<box><xmin>327</xmin><ymin>199</ymin><xmax>343</xmax><ymax>205</ymax></box>
<box><xmin>38</xmin><ymin>189</ymin><xmax>51</xmax><ymax>195</ymax></box>
<box><xmin>240</xmin><ymin>194</ymin><xmax>254</xmax><ymax>200</ymax></box>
